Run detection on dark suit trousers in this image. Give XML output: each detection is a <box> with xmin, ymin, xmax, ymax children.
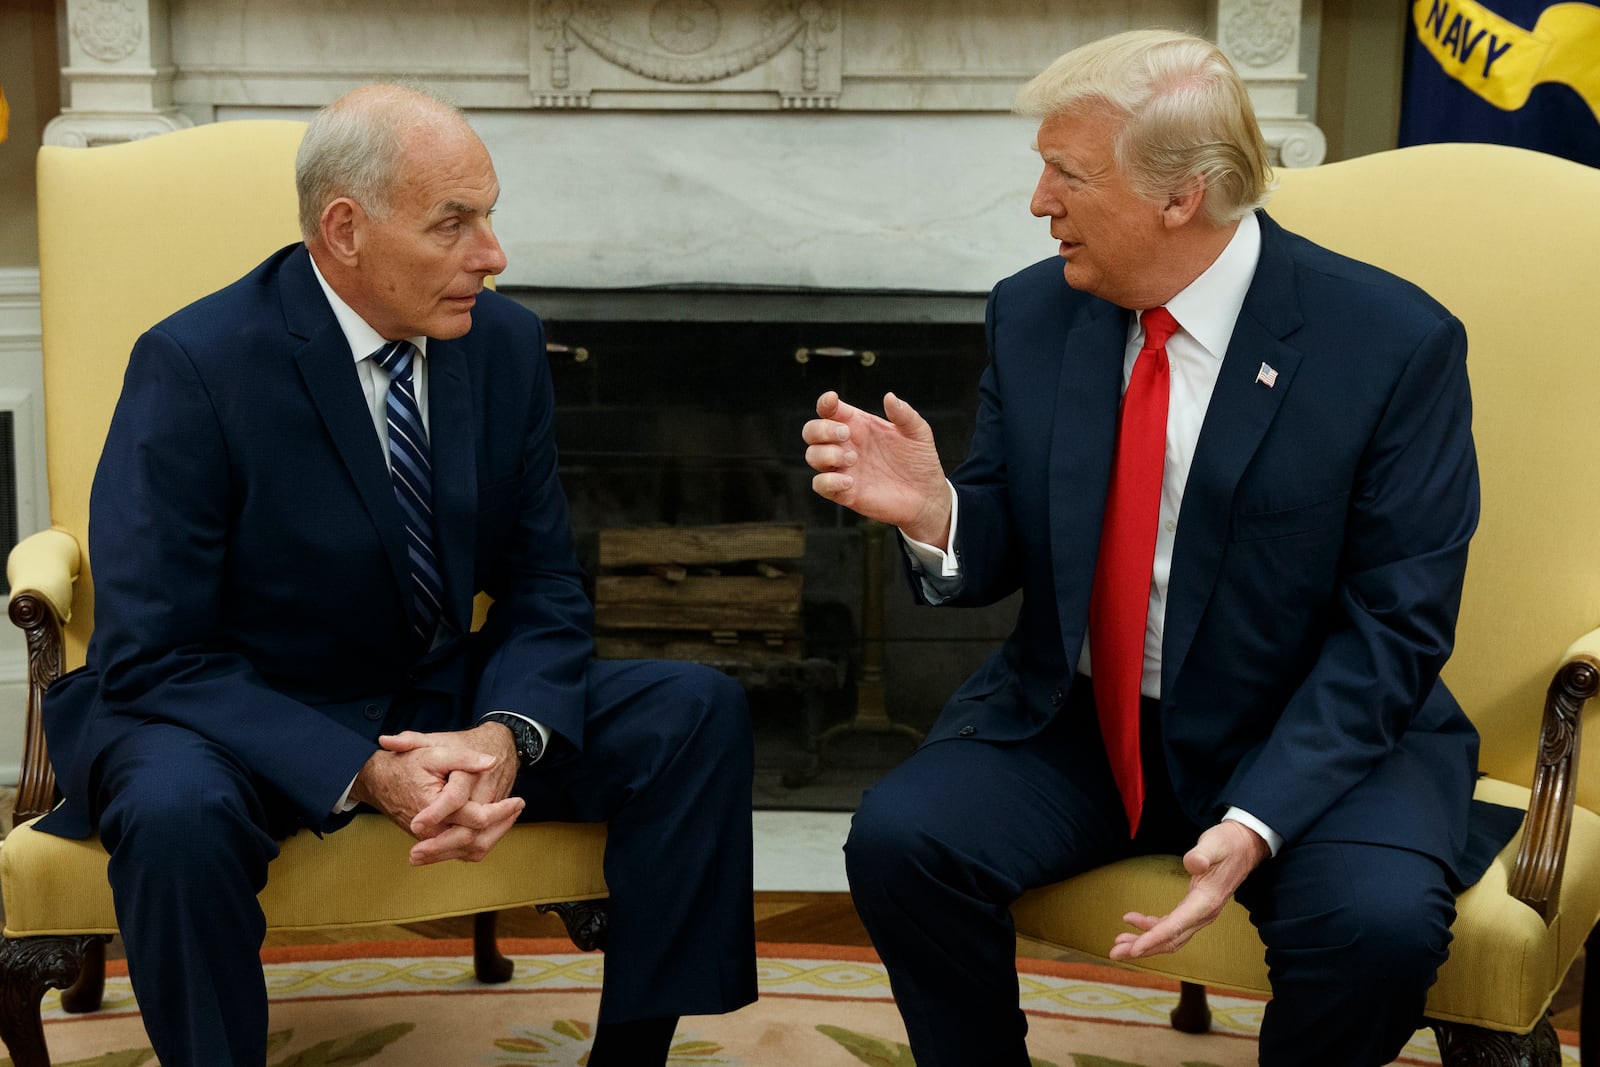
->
<box><xmin>95</xmin><ymin>658</ymin><xmax>757</xmax><ymax>1067</ymax></box>
<box><xmin>844</xmin><ymin>680</ymin><xmax>1456</xmax><ymax>1067</ymax></box>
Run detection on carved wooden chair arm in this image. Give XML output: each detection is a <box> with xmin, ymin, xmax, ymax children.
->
<box><xmin>1506</xmin><ymin>625</ymin><xmax>1600</xmax><ymax>922</ymax></box>
<box><xmin>5</xmin><ymin>528</ymin><xmax>80</xmax><ymax>824</ymax></box>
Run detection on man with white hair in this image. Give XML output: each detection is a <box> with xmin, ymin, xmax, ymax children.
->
<box><xmin>41</xmin><ymin>83</ymin><xmax>758</xmax><ymax>1066</ymax></box>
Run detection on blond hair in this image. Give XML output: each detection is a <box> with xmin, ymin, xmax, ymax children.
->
<box><xmin>1015</xmin><ymin>29</ymin><xmax>1273</xmax><ymax>224</ymax></box>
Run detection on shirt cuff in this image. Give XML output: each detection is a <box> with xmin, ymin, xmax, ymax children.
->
<box><xmin>1223</xmin><ymin>806</ymin><xmax>1283</xmax><ymax>857</ymax></box>
<box><xmin>901</xmin><ymin>483</ymin><xmax>963</xmax><ymax>603</ymax></box>
<box><xmin>335</xmin><ymin>775</ymin><xmax>361</xmax><ymax>814</ymax></box>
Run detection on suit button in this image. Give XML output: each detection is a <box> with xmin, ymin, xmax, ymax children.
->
<box><xmin>958</xmin><ymin>725</ymin><xmax>977</xmax><ymax>737</ymax></box>
<box><xmin>1050</xmin><ymin>689</ymin><xmax>1064</xmax><ymax>707</ymax></box>
<box><xmin>363</xmin><ymin>703</ymin><xmax>382</xmax><ymax>721</ymax></box>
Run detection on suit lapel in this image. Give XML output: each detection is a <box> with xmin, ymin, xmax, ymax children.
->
<box><xmin>423</xmin><ymin>342</ymin><xmax>478</xmax><ymax>634</ymax></box>
<box><xmin>1160</xmin><ymin>213</ymin><xmax>1304</xmax><ymax>695</ymax></box>
<box><xmin>281</xmin><ymin>248</ymin><xmax>415</xmax><ymax>604</ymax></box>
<box><xmin>1049</xmin><ymin>300</ymin><xmax>1127</xmax><ymax>658</ymax></box>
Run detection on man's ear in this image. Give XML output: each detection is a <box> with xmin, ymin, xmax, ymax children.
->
<box><xmin>319</xmin><ymin>198</ymin><xmax>363</xmax><ymax>265</ymax></box>
<box><xmin>1160</xmin><ymin>178</ymin><xmax>1206</xmax><ymax>229</ymax></box>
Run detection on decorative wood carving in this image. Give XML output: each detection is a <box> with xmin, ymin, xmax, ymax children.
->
<box><xmin>1507</xmin><ymin>654</ymin><xmax>1598</xmax><ymax>921</ymax></box>
<box><xmin>537</xmin><ymin>900</ymin><xmax>610</xmax><ymax>951</ymax></box>
<box><xmin>8</xmin><ymin>591</ymin><xmax>63</xmax><ymax>824</ymax></box>
<box><xmin>1430</xmin><ymin>1014</ymin><xmax>1561</xmax><ymax>1066</ymax></box>
<box><xmin>0</xmin><ymin>935</ymin><xmax>111</xmax><ymax>1067</ymax></box>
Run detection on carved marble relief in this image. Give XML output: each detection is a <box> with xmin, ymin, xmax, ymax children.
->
<box><xmin>531</xmin><ymin>0</ymin><xmax>842</xmax><ymax>108</ymax></box>
<box><xmin>48</xmin><ymin>0</ymin><xmax>191</xmax><ymax>147</ymax></box>
<box><xmin>1219</xmin><ymin>0</ymin><xmax>1298</xmax><ymax>68</ymax></box>
<box><xmin>69</xmin><ymin>0</ymin><xmax>145</xmax><ymax>63</ymax></box>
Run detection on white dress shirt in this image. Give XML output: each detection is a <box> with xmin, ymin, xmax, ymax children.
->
<box><xmin>902</xmin><ymin>214</ymin><xmax>1282</xmax><ymax>853</ymax></box>
<box><xmin>308</xmin><ymin>257</ymin><xmax>549</xmax><ymax>812</ymax></box>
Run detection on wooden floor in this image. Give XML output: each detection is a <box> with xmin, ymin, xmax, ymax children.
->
<box><xmin>262</xmin><ymin>891</ymin><xmax>1588</xmax><ymax>1037</ymax></box>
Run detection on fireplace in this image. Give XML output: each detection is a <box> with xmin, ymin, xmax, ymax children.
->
<box><xmin>40</xmin><ymin>0</ymin><xmax>1330</xmax><ymax>808</ymax></box>
<box><xmin>530</xmin><ymin>299</ymin><xmax>1021</xmax><ymax>808</ymax></box>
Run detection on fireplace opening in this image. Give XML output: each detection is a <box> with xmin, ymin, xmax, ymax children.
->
<box><xmin>536</xmin><ymin>308</ymin><xmax>1021</xmax><ymax>811</ymax></box>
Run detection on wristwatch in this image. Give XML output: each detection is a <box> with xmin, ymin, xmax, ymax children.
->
<box><xmin>481</xmin><ymin>712</ymin><xmax>545</xmax><ymax>768</ymax></box>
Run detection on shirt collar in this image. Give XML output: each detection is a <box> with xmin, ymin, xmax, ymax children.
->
<box><xmin>1155</xmin><ymin>210</ymin><xmax>1262</xmax><ymax>362</ymax></box>
<box><xmin>307</xmin><ymin>251</ymin><xmax>429</xmax><ymax>365</ymax></box>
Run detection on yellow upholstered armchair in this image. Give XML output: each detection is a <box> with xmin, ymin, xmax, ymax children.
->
<box><xmin>0</xmin><ymin>121</ymin><xmax>608</xmax><ymax>1066</ymax></box>
<box><xmin>1012</xmin><ymin>142</ymin><xmax>1600</xmax><ymax>1066</ymax></box>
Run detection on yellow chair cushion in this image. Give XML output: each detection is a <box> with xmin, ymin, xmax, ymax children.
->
<box><xmin>1014</xmin><ymin>778</ymin><xmax>1600</xmax><ymax>1033</ymax></box>
<box><xmin>0</xmin><ymin>814</ymin><xmax>608</xmax><ymax>937</ymax></box>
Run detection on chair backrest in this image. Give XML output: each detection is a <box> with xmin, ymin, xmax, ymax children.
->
<box><xmin>1269</xmin><ymin>144</ymin><xmax>1600</xmax><ymax>810</ymax></box>
<box><xmin>36</xmin><ymin>121</ymin><xmax>309</xmax><ymax>671</ymax></box>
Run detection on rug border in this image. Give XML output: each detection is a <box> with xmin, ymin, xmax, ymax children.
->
<box><xmin>247</xmin><ymin>937</ymin><xmax>1219</xmax><ymax>994</ymax></box>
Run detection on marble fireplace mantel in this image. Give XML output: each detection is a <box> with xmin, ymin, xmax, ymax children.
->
<box><xmin>47</xmin><ymin>0</ymin><xmax>1327</xmax><ymax>294</ymax></box>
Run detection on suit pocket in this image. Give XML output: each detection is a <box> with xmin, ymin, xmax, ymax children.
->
<box><xmin>1229</xmin><ymin>489</ymin><xmax>1349</xmax><ymax>543</ymax></box>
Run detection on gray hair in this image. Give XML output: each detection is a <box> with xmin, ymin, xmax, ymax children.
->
<box><xmin>1015</xmin><ymin>29</ymin><xmax>1273</xmax><ymax>225</ymax></box>
<box><xmin>294</xmin><ymin>83</ymin><xmax>466</xmax><ymax>240</ymax></box>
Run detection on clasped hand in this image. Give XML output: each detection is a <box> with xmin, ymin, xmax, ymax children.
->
<box><xmin>350</xmin><ymin>723</ymin><xmax>524</xmax><ymax>866</ymax></box>
<box><xmin>1109</xmin><ymin>820</ymin><xmax>1271</xmax><ymax>961</ymax></box>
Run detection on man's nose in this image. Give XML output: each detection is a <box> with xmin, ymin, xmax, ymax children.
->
<box><xmin>473</xmin><ymin>227</ymin><xmax>508</xmax><ymax>276</ymax></box>
<box><xmin>1030</xmin><ymin>174</ymin><xmax>1059</xmax><ymax>218</ymax></box>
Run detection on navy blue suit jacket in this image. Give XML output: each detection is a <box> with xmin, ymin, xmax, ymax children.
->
<box><xmin>925</xmin><ymin>211</ymin><xmax>1517</xmax><ymax>885</ymax></box>
<box><xmin>41</xmin><ymin>244</ymin><xmax>594</xmax><ymax>839</ymax></box>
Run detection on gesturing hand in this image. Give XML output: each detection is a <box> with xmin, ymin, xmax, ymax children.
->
<box><xmin>1108</xmin><ymin>820</ymin><xmax>1271</xmax><ymax>961</ymax></box>
<box><xmin>802</xmin><ymin>391</ymin><xmax>952</xmax><ymax>548</ymax></box>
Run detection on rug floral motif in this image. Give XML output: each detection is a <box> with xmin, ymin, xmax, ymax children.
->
<box><xmin>7</xmin><ymin>940</ymin><xmax>1579</xmax><ymax>1067</ymax></box>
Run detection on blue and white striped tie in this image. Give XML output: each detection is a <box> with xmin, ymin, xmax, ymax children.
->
<box><xmin>371</xmin><ymin>340</ymin><xmax>443</xmax><ymax>643</ymax></box>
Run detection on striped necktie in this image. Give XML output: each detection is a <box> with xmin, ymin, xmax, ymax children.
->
<box><xmin>371</xmin><ymin>340</ymin><xmax>443</xmax><ymax>644</ymax></box>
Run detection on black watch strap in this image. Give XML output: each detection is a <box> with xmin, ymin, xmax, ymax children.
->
<box><xmin>482</xmin><ymin>712</ymin><xmax>544</xmax><ymax>768</ymax></box>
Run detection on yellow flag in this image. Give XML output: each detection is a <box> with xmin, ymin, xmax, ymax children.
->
<box><xmin>1411</xmin><ymin>0</ymin><xmax>1600</xmax><ymax>120</ymax></box>
<box><xmin>0</xmin><ymin>84</ymin><xmax>10</xmax><ymax>145</ymax></box>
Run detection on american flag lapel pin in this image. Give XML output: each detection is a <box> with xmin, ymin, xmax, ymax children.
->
<box><xmin>1254</xmin><ymin>362</ymin><xmax>1279</xmax><ymax>388</ymax></box>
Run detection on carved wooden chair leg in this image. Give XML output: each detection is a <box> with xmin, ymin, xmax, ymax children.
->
<box><xmin>0</xmin><ymin>934</ymin><xmax>111</xmax><ymax>1067</ymax></box>
<box><xmin>472</xmin><ymin>910</ymin><xmax>514</xmax><ymax>984</ymax></box>
<box><xmin>1431</xmin><ymin>1015</ymin><xmax>1562</xmax><ymax>1066</ymax></box>
<box><xmin>536</xmin><ymin>899</ymin><xmax>609</xmax><ymax>952</ymax></box>
<box><xmin>57</xmin><ymin>936</ymin><xmax>107</xmax><ymax>1013</ymax></box>
<box><xmin>1169</xmin><ymin>980</ymin><xmax>1212</xmax><ymax>1033</ymax></box>
<box><xmin>1582</xmin><ymin>924</ymin><xmax>1597</xmax><ymax>1067</ymax></box>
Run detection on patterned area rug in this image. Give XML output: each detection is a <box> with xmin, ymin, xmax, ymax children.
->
<box><xmin>12</xmin><ymin>939</ymin><xmax>1580</xmax><ymax>1066</ymax></box>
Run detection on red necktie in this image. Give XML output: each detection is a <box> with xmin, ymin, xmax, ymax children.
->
<box><xmin>1088</xmin><ymin>306</ymin><xmax>1178</xmax><ymax>837</ymax></box>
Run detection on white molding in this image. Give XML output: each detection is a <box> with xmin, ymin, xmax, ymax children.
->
<box><xmin>44</xmin><ymin>108</ymin><xmax>192</xmax><ymax>148</ymax></box>
<box><xmin>0</xmin><ymin>276</ymin><xmax>42</xmax><ymax>786</ymax></box>
<box><xmin>0</xmin><ymin>269</ymin><xmax>42</xmax><ymax>334</ymax></box>
<box><xmin>0</xmin><ymin>272</ymin><xmax>48</xmax><ymax>545</ymax></box>
<box><xmin>1262</xmin><ymin>117</ymin><xmax>1329</xmax><ymax>167</ymax></box>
